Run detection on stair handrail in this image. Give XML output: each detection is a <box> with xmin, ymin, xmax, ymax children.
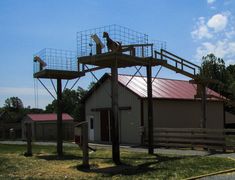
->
<box><xmin>161</xmin><ymin>49</ymin><xmax>201</xmax><ymax>69</ymax></box>
<box><xmin>154</xmin><ymin>49</ymin><xmax>201</xmax><ymax>77</ymax></box>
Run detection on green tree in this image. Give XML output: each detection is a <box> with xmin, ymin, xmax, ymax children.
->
<box><xmin>227</xmin><ymin>64</ymin><xmax>235</xmax><ymax>80</ymax></box>
<box><xmin>200</xmin><ymin>54</ymin><xmax>235</xmax><ymax>113</ymax></box>
<box><xmin>226</xmin><ymin>64</ymin><xmax>235</xmax><ymax>99</ymax></box>
<box><xmin>4</xmin><ymin>97</ymin><xmax>24</xmax><ymax>111</ymax></box>
<box><xmin>87</xmin><ymin>81</ymin><xmax>96</xmax><ymax>90</ymax></box>
<box><xmin>45</xmin><ymin>103</ymin><xmax>56</xmax><ymax>113</ymax></box>
<box><xmin>200</xmin><ymin>54</ymin><xmax>230</xmax><ymax>95</ymax></box>
<box><xmin>45</xmin><ymin>86</ymin><xmax>88</xmax><ymax>121</ymax></box>
<box><xmin>229</xmin><ymin>82</ymin><xmax>235</xmax><ymax>98</ymax></box>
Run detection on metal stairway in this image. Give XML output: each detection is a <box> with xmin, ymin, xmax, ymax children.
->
<box><xmin>153</xmin><ymin>49</ymin><xmax>228</xmax><ymax>102</ymax></box>
<box><xmin>154</xmin><ymin>49</ymin><xmax>201</xmax><ymax>79</ymax></box>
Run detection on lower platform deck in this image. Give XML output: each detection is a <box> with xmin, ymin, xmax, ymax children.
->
<box><xmin>78</xmin><ymin>53</ymin><xmax>166</xmax><ymax>68</ymax></box>
<box><xmin>33</xmin><ymin>69</ymin><xmax>84</xmax><ymax>79</ymax></box>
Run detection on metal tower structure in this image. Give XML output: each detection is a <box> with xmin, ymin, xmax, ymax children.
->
<box><xmin>33</xmin><ymin>24</ymin><xmax>223</xmax><ymax>165</ymax></box>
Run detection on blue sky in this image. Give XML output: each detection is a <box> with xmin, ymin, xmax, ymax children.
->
<box><xmin>0</xmin><ymin>0</ymin><xmax>235</xmax><ymax>109</ymax></box>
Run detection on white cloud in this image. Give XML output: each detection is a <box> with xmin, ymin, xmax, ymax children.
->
<box><xmin>207</xmin><ymin>0</ymin><xmax>216</xmax><ymax>4</ymax></box>
<box><xmin>207</xmin><ymin>14</ymin><xmax>228</xmax><ymax>32</ymax></box>
<box><xmin>191</xmin><ymin>13</ymin><xmax>230</xmax><ymax>40</ymax></box>
<box><xmin>192</xmin><ymin>11</ymin><xmax>235</xmax><ymax>65</ymax></box>
<box><xmin>195</xmin><ymin>40</ymin><xmax>235</xmax><ymax>65</ymax></box>
<box><xmin>195</xmin><ymin>42</ymin><xmax>214</xmax><ymax>60</ymax></box>
<box><xmin>191</xmin><ymin>17</ymin><xmax>213</xmax><ymax>39</ymax></box>
<box><xmin>225</xmin><ymin>29</ymin><xmax>235</xmax><ymax>38</ymax></box>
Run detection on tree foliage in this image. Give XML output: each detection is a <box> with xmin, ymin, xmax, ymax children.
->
<box><xmin>226</xmin><ymin>64</ymin><xmax>235</xmax><ymax>98</ymax></box>
<box><xmin>45</xmin><ymin>86</ymin><xmax>87</xmax><ymax>121</ymax></box>
<box><xmin>87</xmin><ymin>81</ymin><xmax>96</xmax><ymax>90</ymax></box>
<box><xmin>200</xmin><ymin>54</ymin><xmax>234</xmax><ymax>97</ymax></box>
<box><xmin>2</xmin><ymin>97</ymin><xmax>44</xmax><ymax>122</ymax></box>
<box><xmin>4</xmin><ymin>97</ymin><xmax>24</xmax><ymax>111</ymax></box>
<box><xmin>200</xmin><ymin>54</ymin><xmax>235</xmax><ymax>113</ymax></box>
<box><xmin>201</xmin><ymin>54</ymin><xmax>226</xmax><ymax>80</ymax></box>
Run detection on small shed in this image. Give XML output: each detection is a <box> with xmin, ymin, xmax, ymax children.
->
<box><xmin>22</xmin><ymin>113</ymin><xmax>74</xmax><ymax>141</ymax></box>
<box><xmin>83</xmin><ymin>73</ymin><xmax>225</xmax><ymax>145</ymax></box>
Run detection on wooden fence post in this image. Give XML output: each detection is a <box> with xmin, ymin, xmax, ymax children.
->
<box><xmin>82</xmin><ymin>122</ymin><xmax>89</xmax><ymax>168</ymax></box>
<box><xmin>25</xmin><ymin>123</ymin><xmax>32</xmax><ymax>156</ymax></box>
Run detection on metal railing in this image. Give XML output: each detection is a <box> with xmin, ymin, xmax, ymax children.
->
<box><xmin>33</xmin><ymin>48</ymin><xmax>77</xmax><ymax>73</ymax></box>
<box><xmin>155</xmin><ymin>49</ymin><xmax>201</xmax><ymax>78</ymax></box>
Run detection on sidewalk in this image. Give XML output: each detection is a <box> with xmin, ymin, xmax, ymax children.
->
<box><xmin>1</xmin><ymin>140</ymin><xmax>233</xmax><ymax>158</ymax></box>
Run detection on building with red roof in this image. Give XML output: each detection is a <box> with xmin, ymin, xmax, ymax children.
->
<box><xmin>22</xmin><ymin>113</ymin><xmax>74</xmax><ymax>141</ymax></box>
<box><xmin>83</xmin><ymin>73</ymin><xmax>225</xmax><ymax>145</ymax></box>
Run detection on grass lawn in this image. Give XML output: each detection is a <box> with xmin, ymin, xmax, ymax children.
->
<box><xmin>0</xmin><ymin>144</ymin><xmax>235</xmax><ymax>179</ymax></box>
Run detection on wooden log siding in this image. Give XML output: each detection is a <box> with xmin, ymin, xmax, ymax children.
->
<box><xmin>146</xmin><ymin>128</ymin><xmax>235</xmax><ymax>151</ymax></box>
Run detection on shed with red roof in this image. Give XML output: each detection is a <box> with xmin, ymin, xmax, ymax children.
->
<box><xmin>22</xmin><ymin>113</ymin><xmax>74</xmax><ymax>141</ymax></box>
<box><xmin>83</xmin><ymin>73</ymin><xmax>225</xmax><ymax>145</ymax></box>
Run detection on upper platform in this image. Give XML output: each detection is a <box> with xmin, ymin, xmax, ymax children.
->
<box><xmin>33</xmin><ymin>48</ymin><xmax>84</xmax><ymax>80</ymax></box>
<box><xmin>76</xmin><ymin>25</ymin><xmax>166</xmax><ymax>68</ymax></box>
<box><xmin>78</xmin><ymin>53</ymin><xmax>166</xmax><ymax>68</ymax></box>
<box><xmin>33</xmin><ymin>25</ymin><xmax>167</xmax><ymax>78</ymax></box>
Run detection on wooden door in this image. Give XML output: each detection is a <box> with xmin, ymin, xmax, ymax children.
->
<box><xmin>100</xmin><ymin>110</ymin><xmax>110</xmax><ymax>142</ymax></box>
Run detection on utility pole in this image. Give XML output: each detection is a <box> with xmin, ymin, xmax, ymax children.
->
<box><xmin>25</xmin><ymin>123</ymin><xmax>32</xmax><ymax>156</ymax></box>
<box><xmin>147</xmin><ymin>64</ymin><xmax>154</xmax><ymax>154</ymax></box>
<box><xmin>111</xmin><ymin>63</ymin><xmax>121</xmax><ymax>165</ymax></box>
<box><xmin>201</xmin><ymin>84</ymin><xmax>207</xmax><ymax>128</ymax></box>
<box><xmin>81</xmin><ymin>102</ymin><xmax>89</xmax><ymax>168</ymax></box>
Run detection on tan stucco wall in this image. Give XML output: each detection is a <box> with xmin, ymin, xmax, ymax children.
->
<box><xmin>143</xmin><ymin>99</ymin><xmax>224</xmax><ymax>129</ymax></box>
<box><xmin>86</xmin><ymin>78</ymin><xmax>225</xmax><ymax>145</ymax></box>
<box><xmin>34</xmin><ymin>121</ymin><xmax>74</xmax><ymax>140</ymax></box>
<box><xmin>226</xmin><ymin>112</ymin><xmax>235</xmax><ymax>124</ymax></box>
<box><xmin>35</xmin><ymin>122</ymin><xmax>56</xmax><ymax>140</ymax></box>
<box><xmin>85</xmin><ymin>80</ymin><xmax>110</xmax><ymax>142</ymax></box>
<box><xmin>85</xmin><ymin>79</ymin><xmax>141</xmax><ymax>144</ymax></box>
<box><xmin>22</xmin><ymin>117</ymin><xmax>74</xmax><ymax>141</ymax></box>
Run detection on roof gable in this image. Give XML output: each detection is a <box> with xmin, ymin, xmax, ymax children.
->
<box><xmin>84</xmin><ymin>73</ymin><xmax>224</xmax><ymax>101</ymax></box>
<box><xmin>118</xmin><ymin>74</ymin><xmax>224</xmax><ymax>100</ymax></box>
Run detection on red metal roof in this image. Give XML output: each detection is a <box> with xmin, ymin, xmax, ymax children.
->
<box><xmin>117</xmin><ymin>74</ymin><xmax>223</xmax><ymax>100</ymax></box>
<box><xmin>27</xmin><ymin>113</ymin><xmax>73</xmax><ymax>122</ymax></box>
